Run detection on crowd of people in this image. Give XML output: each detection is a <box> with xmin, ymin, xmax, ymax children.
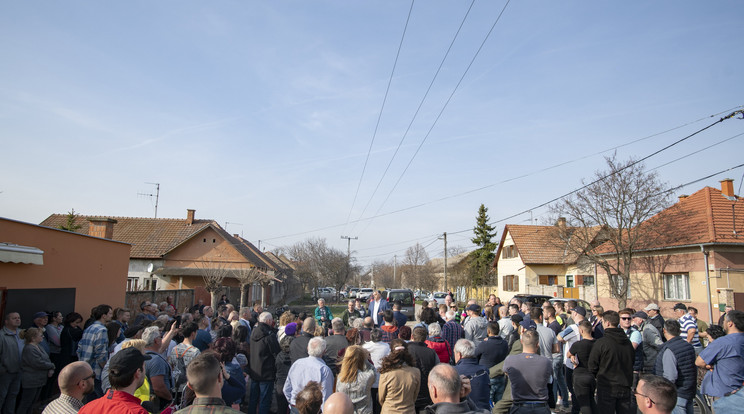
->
<box><xmin>0</xmin><ymin>292</ymin><xmax>742</xmax><ymax>414</ymax></box>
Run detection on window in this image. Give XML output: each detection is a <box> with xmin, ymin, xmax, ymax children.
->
<box><xmin>664</xmin><ymin>273</ymin><xmax>690</xmax><ymax>300</ymax></box>
<box><xmin>610</xmin><ymin>275</ymin><xmax>631</xmax><ymax>299</ymax></box>
<box><xmin>144</xmin><ymin>278</ymin><xmax>157</xmax><ymax>291</ymax></box>
<box><xmin>501</xmin><ymin>245</ymin><xmax>518</xmax><ymax>259</ymax></box>
<box><xmin>566</xmin><ymin>275</ymin><xmax>574</xmax><ymax>287</ymax></box>
<box><xmin>539</xmin><ymin>275</ymin><xmax>557</xmax><ymax>286</ymax></box>
<box><xmin>580</xmin><ymin>275</ymin><xmax>595</xmax><ymax>286</ymax></box>
<box><xmin>126</xmin><ymin>277</ymin><xmax>138</xmax><ymax>291</ymax></box>
<box><xmin>503</xmin><ymin>275</ymin><xmax>519</xmax><ymax>292</ymax></box>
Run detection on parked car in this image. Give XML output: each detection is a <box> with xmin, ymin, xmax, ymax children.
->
<box><xmin>312</xmin><ymin>287</ymin><xmax>335</xmax><ymax>302</ymax></box>
<box><xmin>428</xmin><ymin>291</ymin><xmax>448</xmax><ymax>306</ymax></box>
<box><xmin>510</xmin><ymin>294</ymin><xmax>553</xmax><ymax>307</ymax></box>
<box><xmin>383</xmin><ymin>289</ymin><xmax>416</xmax><ymax>320</ymax></box>
<box><xmin>348</xmin><ymin>288</ymin><xmax>359</xmax><ymax>298</ymax></box>
<box><xmin>357</xmin><ymin>288</ymin><xmax>374</xmax><ymax>301</ymax></box>
<box><xmin>550</xmin><ymin>298</ymin><xmax>592</xmax><ymax>311</ymax></box>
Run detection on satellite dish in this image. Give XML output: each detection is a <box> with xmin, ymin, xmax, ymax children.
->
<box><xmin>147</xmin><ymin>263</ymin><xmax>154</xmax><ymax>273</ymax></box>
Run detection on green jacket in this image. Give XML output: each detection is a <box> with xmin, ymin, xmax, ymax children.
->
<box><xmin>314</xmin><ymin>306</ymin><xmax>334</xmax><ymax>325</ymax></box>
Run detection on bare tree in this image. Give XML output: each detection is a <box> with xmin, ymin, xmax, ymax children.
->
<box><xmin>403</xmin><ymin>243</ymin><xmax>436</xmax><ymax>291</ymax></box>
<box><xmin>195</xmin><ymin>258</ymin><xmax>230</xmax><ymax>308</ymax></box>
<box><xmin>233</xmin><ymin>266</ymin><xmax>266</xmax><ymax>308</ymax></box>
<box><xmin>549</xmin><ymin>155</ymin><xmax>674</xmax><ymax>309</ymax></box>
<box><xmin>370</xmin><ymin>259</ymin><xmax>397</xmax><ymax>289</ymax></box>
<box><xmin>282</xmin><ymin>238</ymin><xmax>351</xmax><ymax>301</ymax></box>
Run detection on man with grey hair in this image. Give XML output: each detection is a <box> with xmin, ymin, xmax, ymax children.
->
<box><xmin>325</xmin><ymin>318</ymin><xmax>348</xmax><ymax>375</ymax></box>
<box><xmin>442</xmin><ymin>310</ymin><xmax>465</xmax><ymax>361</ymax></box>
<box><xmin>248</xmin><ymin>311</ymin><xmax>280</xmax><ymax>414</ymax></box>
<box><xmin>142</xmin><ymin>326</ymin><xmax>173</xmax><ymax>410</ymax></box>
<box><xmin>426</xmin><ymin>364</ymin><xmax>489</xmax><ymax>413</ymax></box>
<box><xmin>238</xmin><ymin>307</ymin><xmax>252</xmax><ymax>332</ymax></box>
<box><xmin>284</xmin><ymin>337</ymin><xmax>334</xmax><ymax>406</ymax></box>
<box><xmin>454</xmin><ymin>339</ymin><xmax>490</xmax><ymax>411</ymax></box>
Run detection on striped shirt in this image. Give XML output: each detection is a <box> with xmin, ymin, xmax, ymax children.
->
<box><xmin>441</xmin><ymin>320</ymin><xmax>464</xmax><ymax>358</ymax></box>
<box><xmin>678</xmin><ymin>314</ymin><xmax>701</xmax><ymax>348</ymax></box>
<box><xmin>42</xmin><ymin>393</ymin><xmax>84</xmax><ymax>414</ymax></box>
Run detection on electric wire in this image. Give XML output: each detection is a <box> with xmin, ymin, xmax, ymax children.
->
<box><xmin>344</xmin><ymin>0</ymin><xmax>416</xmax><ymax>230</ymax></box>
<box><xmin>260</xmin><ymin>107</ymin><xmax>742</xmax><ymax>243</ymax></box>
<box><xmin>350</xmin><ymin>0</ymin><xmax>478</xmax><ymax>234</ymax></box>
<box><xmin>359</xmin><ymin>0</ymin><xmax>512</xmax><ymax>235</ymax></box>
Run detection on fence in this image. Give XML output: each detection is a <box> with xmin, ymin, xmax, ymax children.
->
<box><xmin>455</xmin><ymin>284</ymin><xmax>598</xmax><ymax>304</ymax></box>
<box><xmin>125</xmin><ymin>289</ymin><xmax>195</xmax><ymax>317</ymax></box>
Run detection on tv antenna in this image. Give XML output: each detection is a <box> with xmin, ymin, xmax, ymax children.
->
<box><xmin>138</xmin><ymin>182</ymin><xmax>160</xmax><ymax>218</ymax></box>
<box><xmin>225</xmin><ymin>221</ymin><xmax>243</xmax><ymax>233</ymax></box>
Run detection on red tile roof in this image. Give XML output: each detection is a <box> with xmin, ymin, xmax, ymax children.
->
<box><xmin>40</xmin><ymin>214</ymin><xmax>219</xmax><ymax>258</ymax></box>
<box><xmin>496</xmin><ymin>224</ymin><xmax>602</xmax><ymax>265</ymax></box>
<box><xmin>635</xmin><ymin>185</ymin><xmax>744</xmax><ymax>248</ymax></box>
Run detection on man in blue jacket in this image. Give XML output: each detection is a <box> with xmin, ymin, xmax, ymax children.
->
<box><xmin>454</xmin><ymin>339</ymin><xmax>491</xmax><ymax>411</ymax></box>
<box><xmin>368</xmin><ymin>291</ymin><xmax>389</xmax><ymax>327</ymax></box>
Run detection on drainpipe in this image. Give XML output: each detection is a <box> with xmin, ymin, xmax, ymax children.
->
<box><xmin>594</xmin><ymin>263</ymin><xmax>599</xmax><ymax>303</ymax></box>
<box><xmin>701</xmin><ymin>245</ymin><xmax>714</xmax><ymax>325</ymax></box>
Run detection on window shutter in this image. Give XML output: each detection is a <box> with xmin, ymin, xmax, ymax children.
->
<box><xmin>576</xmin><ymin>275</ymin><xmax>584</xmax><ymax>286</ymax></box>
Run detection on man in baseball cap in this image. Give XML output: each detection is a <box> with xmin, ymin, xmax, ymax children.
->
<box><xmin>79</xmin><ymin>348</ymin><xmax>150</xmax><ymax>414</ymax></box>
<box><xmin>643</xmin><ymin>304</ymin><xmax>664</xmax><ymax>340</ymax></box>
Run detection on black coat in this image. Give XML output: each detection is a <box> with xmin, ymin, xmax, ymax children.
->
<box><xmin>588</xmin><ymin>327</ymin><xmax>634</xmax><ymax>389</ymax></box>
<box><xmin>289</xmin><ymin>332</ymin><xmax>314</xmax><ymax>364</ymax></box>
<box><xmin>408</xmin><ymin>341</ymin><xmax>440</xmax><ymax>411</ymax></box>
<box><xmin>248</xmin><ymin>322</ymin><xmax>280</xmax><ymax>381</ymax></box>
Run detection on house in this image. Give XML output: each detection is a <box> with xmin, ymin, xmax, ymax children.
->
<box><xmin>40</xmin><ymin>209</ymin><xmax>289</xmax><ymax>306</ymax></box>
<box><xmin>595</xmin><ymin>179</ymin><xmax>744</xmax><ymax>323</ymax></box>
<box><xmin>0</xmin><ymin>217</ymin><xmax>131</xmax><ymax>322</ymax></box>
<box><xmin>493</xmin><ymin>220</ymin><xmax>603</xmax><ymax>301</ymax></box>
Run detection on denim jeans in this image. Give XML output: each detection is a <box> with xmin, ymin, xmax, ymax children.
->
<box><xmin>552</xmin><ymin>355</ymin><xmax>568</xmax><ymax>407</ymax></box>
<box><xmin>0</xmin><ymin>372</ymin><xmax>21</xmax><ymax>414</ymax></box>
<box><xmin>712</xmin><ymin>389</ymin><xmax>744</xmax><ymax>414</ymax></box>
<box><xmin>596</xmin><ymin>385</ymin><xmax>632</xmax><ymax>414</ymax></box>
<box><xmin>565</xmin><ymin>367</ymin><xmax>579</xmax><ymax>414</ymax></box>
<box><xmin>490</xmin><ymin>376</ymin><xmax>507</xmax><ymax>405</ymax></box>
<box><xmin>248</xmin><ymin>380</ymin><xmax>273</xmax><ymax>414</ymax></box>
<box><xmin>672</xmin><ymin>396</ymin><xmax>693</xmax><ymax>414</ymax></box>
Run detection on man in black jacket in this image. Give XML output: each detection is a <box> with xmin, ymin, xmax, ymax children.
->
<box><xmin>588</xmin><ymin>310</ymin><xmax>634</xmax><ymax>414</ymax></box>
<box><xmin>290</xmin><ymin>318</ymin><xmax>317</xmax><ymax>363</ymax></box>
<box><xmin>409</xmin><ymin>327</ymin><xmax>440</xmax><ymax>412</ymax></box>
<box><xmin>247</xmin><ymin>311</ymin><xmax>280</xmax><ymax>414</ymax></box>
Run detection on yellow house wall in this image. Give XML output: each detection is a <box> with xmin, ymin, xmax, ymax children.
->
<box><xmin>596</xmin><ymin>246</ymin><xmax>744</xmax><ymax>323</ymax></box>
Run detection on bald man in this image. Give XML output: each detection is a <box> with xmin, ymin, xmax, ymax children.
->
<box><xmin>323</xmin><ymin>392</ymin><xmax>354</xmax><ymax>414</ymax></box>
<box><xmin>42</xmin><ymin>361</ymin><xmax>95</xmax><ymax>413</ymax></box>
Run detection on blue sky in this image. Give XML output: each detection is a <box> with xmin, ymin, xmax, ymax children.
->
<box><xmin>1</xmin><ymin>1</ymin><xmax>743</xmax><ymax>265</ymax></box>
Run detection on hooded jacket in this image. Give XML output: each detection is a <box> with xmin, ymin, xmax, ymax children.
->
<box><xmin>248</xmin><ymin>322</ymin><xmax>280</xmax><ymax>382</ymax></box>
<box><xmin>588</xmin><ymin>327</ymin><xmax>634</xmax><ymax>389</ymax></box>
<box><xmin>463</xmin><ymin>316</ymin><xmax>487</xmax><ymax>345</ymax></box>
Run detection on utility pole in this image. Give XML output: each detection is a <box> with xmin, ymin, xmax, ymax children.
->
<box><xmin>393</xmin><ymin>255</ymin><xmax>397</xmax><ymax>287</ymax></box>
<box><xmin>443</xmin><ymin>232</ymin><xmax>448</xmax><ymax>292</ymax></box>
<box><xmin>341</xmin><ymin>235</ymin><xmax>358</xmax><ymax>289</ymax></box>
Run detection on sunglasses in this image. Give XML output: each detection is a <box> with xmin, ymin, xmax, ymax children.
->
<box><xmin>621</xmin><ymin>317</ymin><xmax>631</xmax><ymax>320</ymax></box>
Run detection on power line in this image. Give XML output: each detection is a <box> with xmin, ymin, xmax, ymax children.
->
<box><xmin>350</xmin><ymin>0</ymin><xmax>478</xmax><ymax>234</ymax></box>
<box><xmin>358</xmin><ymin>0</ymin><xmax>512</xmax><ymax>236</ymax></box>
<box><xmin>345</xmin><ymin>0</ymin><xmax>416</xmax><ymax>229</ymax></box>
<box><xmin>261</xmin><ymin>107</ymin><xmax>742</xmax><ymax>243</ymax></box>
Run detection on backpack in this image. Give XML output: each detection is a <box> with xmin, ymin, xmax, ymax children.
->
<box><xmin>171</xmin><ymin>345</ymin><xmax>193</xmax><ymax>390</ymax></box>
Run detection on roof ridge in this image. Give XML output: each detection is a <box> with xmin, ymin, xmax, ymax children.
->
<box><xmin>48</xmin><ymin>213</ymin><xmax>218</xmax><ymax>222</ymax></box>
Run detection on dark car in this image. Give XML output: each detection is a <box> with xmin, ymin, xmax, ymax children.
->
<box><xmin>511</xmin><ymin>294</ymin><xmax>552</xmax><ymax>307</ymax></box>
<box><xmin>383</xmin><ymin>289</ymin><xmax>415</xmax><ymax>321</ymax></box>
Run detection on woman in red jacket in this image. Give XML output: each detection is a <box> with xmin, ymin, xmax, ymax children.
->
<box><xmin>424</xmin><ymin>323</ymin><xmax>451</xmax><ymax>364</ymax></box>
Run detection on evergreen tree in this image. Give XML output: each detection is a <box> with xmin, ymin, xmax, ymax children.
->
<box><xmin>468</xmin><ymin>204</ymin><xmax>497</xmax><ymax>286</ymax></box>
<box><xmin>59</xmin><ymin>209</ymin><xmax>82</xmax><ymax>232</ymax></box>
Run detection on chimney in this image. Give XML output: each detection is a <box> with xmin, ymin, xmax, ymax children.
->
<box><xmin>720</xmin><ymin>179</ymin><xmax>734</xmax><ymax>198</ymax></box>
<box><xmin>186</xmin><ymin>209</ymin><xmax>195</xmax><ymax>225</ymax></box>
<box><xmin>556</xmin><ymin>217</ymin><xmax>567</xmax><ymax>231</ymax></box>
<box><xmin>678</xmin><ymin>194</ymin><xmax>688</xmax><ymax>202</ymax></box>
<box><xmin>88</xmin><ymin>218</ymin><xmax>117</xmax><ymax>239</ymax></box>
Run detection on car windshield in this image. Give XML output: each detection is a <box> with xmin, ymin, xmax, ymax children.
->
<box><xmin>433</xmin><ymin>293</ymin><xmax>446</xmax><ymax>298</ymax></box>
<box><xmin>388</xmin><ymin>292</ymin><xmax>413</xmax><ymax>305</ymax></box>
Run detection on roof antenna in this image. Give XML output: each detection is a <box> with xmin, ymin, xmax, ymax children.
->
<box><xmin>138</xmin><ymin>183</ymin><xmax>160</xmax><ymax>218</ymax></box>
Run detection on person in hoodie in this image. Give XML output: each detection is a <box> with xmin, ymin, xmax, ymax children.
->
<box><xmin>463</xmin><ymin>304</ymin><xmax>487</xmax><ymax>346</ymax></box>
<box><xmin>247</xmin><ymin>311</ymin><xmax>280</xmax><ymax>414</ymax></box>
<box><xmin>588</xmin><ymin>310</ymin><xmax>634</xmax><ymax>414</ymax></box>
<box><xmin>380</xmin><ymin>310</ymin><xmax>399</xmax><ymax>343</ymax></box>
